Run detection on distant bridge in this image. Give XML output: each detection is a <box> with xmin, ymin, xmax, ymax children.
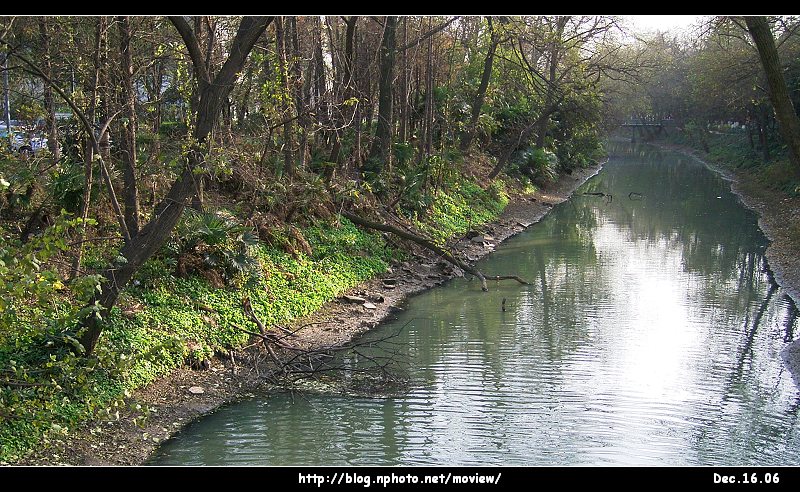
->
<box><xmin>620</xmin><ymin>117</ymin><xmax>676</xmax><ymax>141</ymax></box>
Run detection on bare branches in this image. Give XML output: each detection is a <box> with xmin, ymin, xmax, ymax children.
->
<box><xmin>396</xmin><ymin>16</ymin><xmax>459</xmax><ymax>52</ymax></box>
<box><xmin>233</xmin><ymin>297</ymin><xmax>409</xmax><ymax>389</ymax></box>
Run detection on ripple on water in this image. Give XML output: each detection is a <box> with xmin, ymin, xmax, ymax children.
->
<box><xmin>150</xmin><ymin>152</ymin><xmax>800</xmax><ymax>466</ymax></box>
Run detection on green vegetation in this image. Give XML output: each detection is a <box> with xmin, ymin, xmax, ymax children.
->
<box><xmin>668</xmin><ymin>128</ymin><xmax>800</xmax><ymax>196</ymax></box>
<box><xmin>0</xmin><ymin>215</ymin><xmax>395</xmax><ymax>462</ymax></box>
<box><xmin>411</xmin><ymin>178</ymin><xmax>509</xmax><ymax>244</ymax></box>
<box><xmin>0</xmin><ymin>15</ymin><xmax>612</xmax><ymax>463</ymax></box>
<box><xmin>0</xmin><ymin>173</ymin><xmax>511</xmax><ymax>463</ymax></box>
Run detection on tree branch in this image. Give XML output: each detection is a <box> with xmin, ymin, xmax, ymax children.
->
<box><xmin>168</xmin><ymin>16</ymin><xmax>210</xmax><ymax>83</ymax></box>
<box><xmin>340</xmin><ymin>211</ymin><xmax>529</xmax><ymax>291</ymax></box>
<box><xmin>396</xmin><ymin>16</ymin><xmax>459</xmax><ymax>52</ymax></box>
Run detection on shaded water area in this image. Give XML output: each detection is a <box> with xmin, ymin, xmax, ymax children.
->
<box><xmin>150</xmin><ymin>144</ymin><xmax>800</xmax><ymax>466</ymax></box>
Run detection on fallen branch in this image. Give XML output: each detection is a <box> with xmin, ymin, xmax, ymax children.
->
<box><xmin>583</xmin><ymin>191</ymin><xmax>613</xmax><ymax>204</ymax></box>
<box><xmin>238</xmin><ymin>299</ymin><xmax>301</xmax><ymax>352</ymax></box>
<box><xmin>231</xmin><ymin>323</ymin><xmax>300</xmax><ymax>351</ymax></box>
<box><xmin>340</xmin><ymin>211</ymin><xmax>529</xmax><ymax>291</ymax></box>
<box><xmin>231</xmin><ymin>323</ymin><xmax>290</xmax><ymax>369</ymax></box>
<box><xmin>483</xmin><ymin>274</ymin><xmax>530</xmax><ymax>284</ymax></box>
<box><xmin>241</xmin><ymin>297</ymin><xmax>266</xmax><ymax>335</ymax></box>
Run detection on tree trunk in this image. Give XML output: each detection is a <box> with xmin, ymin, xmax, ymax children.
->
<box><xmin>289</xmin><ymin>17</ymin><xmax>308</xmax><ymax>170</ymax></box>
<box><xmin>398</xmin><ymin>18</ymin><xmax>409</xmax><ymax>144</ymax></box>
<box><xmin>237</xmin><ymin>62</ymin><xmax>255</xmax><ymax>128</ymax></box>
<box><xmin>534</xmin><ymin>17</ymin><xmax>567</xmax><ymax>149</ymax></box>
<box><xmin>38</xmin><ymin>20</ymin><xmax>60</xmax><ymax>161</ymax></box>
<box><xmin>365</xmin><ymin>16</ymin><xmax>397</xmax><ymax>176</ymax></box>
<box><xmin>746</xmin><ymin>16</ymin><xmax>800</xmax><ymax>172</ymax></box>
<box><xmin>313</xmin><ymin>17</ymin><xmax>327</xmax><ymax>125</ymax></box>
<box><xmin>460</xmin><ymin>17</ymin><xmax>497</xmax><ymax>153</ymax></box>
<box><xmin>424</xmin><ymin>32</ymin><xmax>434</xmax><ymax>161</ymax></box>
<box><xmin>146</xmin><ymin>58</ymin><xmax>164</xmax><ymax>169</ymax></box>
<box><xmin>69</xmin><ymin>18</ymin><xmax>104</xmax><ymax>281</ymax></box>
<box><xmin>78</xmin><ymin>16</ymin><xmax>272</xmax><ymax>355</ymax></box>
<box><xmin>118</xmin><ymin>16</ymin><xmax>140</xmax><ymax>237</ymax></box>
<box><xmin>343</xmin><ymin>17</ymin><xmax>359</xmax><ymax>172</ymax></box>
<box><xmin>275</xmin><ymin>17</ymin><xmax>294</xmax><ymax>177</ymax></box>
<box><xmin>97</xmin><ymin>18</ymin><xmax>111</xmax><ymax>160</ymax></box>
<box><xmin>758</xmin><ymin>105</ymin><xmax>771</xmax><ymax>162</ymax></box>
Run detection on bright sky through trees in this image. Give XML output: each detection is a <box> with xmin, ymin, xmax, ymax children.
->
<box><xmin>623</xmin><ymin>15</ymin><xmax>706</xmax><ymax>34</ymax></box>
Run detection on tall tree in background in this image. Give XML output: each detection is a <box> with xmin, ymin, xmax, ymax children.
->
<box><xmin>274</xmin><ymin>17</ymin><xmax>294</xmax><ymax>176</ymax></box>
<box><xmin>745</xmin><ymin>16</ymin><xmax>800</xmax><ymax>173</ymax></box>
<box><xmin>460</xmin><ymin>17</ymin><xmax>498</xmax><ymax>152</ymax></box>
<box><xmin>118</xmin><ymin>16</ymin><xmax>140</xmax><ymax>236</ymax></box>
<box><xmin>37</xmin><ymin>19</ymin><xmax>59</xmax><ymax>161</ymax></box>
<box><xmin>365</xmin><ymin>16</ymin><xmax>397</xmax><ymax>176</ymax></box>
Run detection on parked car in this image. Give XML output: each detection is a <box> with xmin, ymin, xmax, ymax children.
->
<box><xmin>0</xmin><ymin>125</ymin><xmax>48</xmax><ymax>156</ymax></box>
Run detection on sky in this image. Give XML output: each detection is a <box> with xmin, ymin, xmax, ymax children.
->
<box><xmin>622</xmin><ymin>15</ymin><xmax>707</xmax><ymax>34</ymax></box>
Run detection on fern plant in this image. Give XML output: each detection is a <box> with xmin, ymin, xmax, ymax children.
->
<box><xmin>168</xmin><ymin>208</ymin><xmax>260</xmax><ymax>286</ymax></box>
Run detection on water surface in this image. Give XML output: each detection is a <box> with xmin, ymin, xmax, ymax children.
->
<box><xmin>151</xmin><ymin>145</ymin><xmax>800</xmax><ymax>466</ymax></box>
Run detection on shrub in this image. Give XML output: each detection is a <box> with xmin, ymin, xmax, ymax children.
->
<box><xmin>167</xmin><ymin>208</ymin><xmax>260</xmax><ymax>286</ymax></box>
<box><xmin>515</xmin><ymin>147</ymin><xmax>558</xmax><ymax>187</ymax></box>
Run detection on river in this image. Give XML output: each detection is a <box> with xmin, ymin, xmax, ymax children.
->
<box><xmin>149</xmin><ymin>144</ymin><xmax>800</xmax><ymax>466</ymax></box>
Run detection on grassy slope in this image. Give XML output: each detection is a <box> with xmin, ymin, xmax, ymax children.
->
<box><xmin>669</xmin><ymin>128</ymin><xmax>800</xmax><ymax>196</ymax></box>
<box><xmin>0</xmin><ymin>175</ymin><xmax>509</xmax><ymax>463</ymax></box>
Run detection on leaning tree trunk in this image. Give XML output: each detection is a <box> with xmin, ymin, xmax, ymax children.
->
<box><xmin>78</xmin><ymin>16</ymin><xmax>272</xmax><ymax>355</ymax></box>
<box><xmin>746</xmin><ymin>16</ymin><xmax>800</xmax><ymax>173</ymax></box>
<box><xmin>341</xmin><ymin>211</ymin><xmax>528</xmax><ymax>292</ymax></box>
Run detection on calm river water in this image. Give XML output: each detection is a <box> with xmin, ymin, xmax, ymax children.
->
<box><xmin>150</xmin><ymin>144</ymin><xmax>800</xmax><ymax>466</ymax></box>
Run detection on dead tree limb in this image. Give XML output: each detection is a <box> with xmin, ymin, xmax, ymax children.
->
<box><xmin>583</xmin><ymin>191</ymin><xmax>613</xmax><ymax>204</ymax></box>
<box><xmin>241</xmin><ymin>297</ymin><xmax>296</xmax><ymax>339</ymax></box>
<box><xmin>241</xmin><ymin>297</ymin><xmax>266</xmax><ymax>335</ymax></box>
<box><xmin>340</xmin><ymin>211</ymin><xmax>529</xmax><ymax>291</ymax></box>
<box><xmin>231</xmin><ymin>323</ymin><xmax>289</xmax><ymax>369</ymax></box>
